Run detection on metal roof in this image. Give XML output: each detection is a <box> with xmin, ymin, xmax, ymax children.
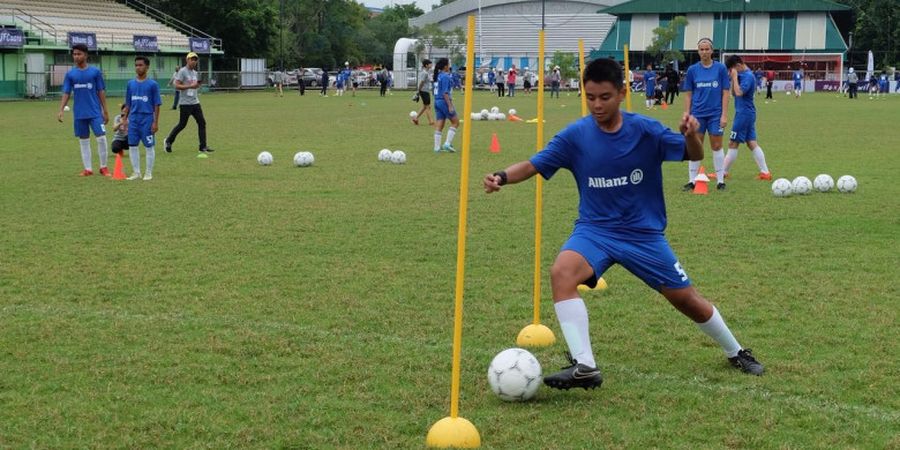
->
<box><xmin>599</xmin><ymin>0</ymin><xmax>851</xmax><ymax>15</ymax></box>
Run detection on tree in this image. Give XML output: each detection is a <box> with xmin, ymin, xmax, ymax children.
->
<box><xmin>836</xmin><ymin>1</ymin><xmax>899</xmax><ymax>67</ymax></box>
<box><xmin>550</xmin><ymin>50</ymin><xmax>578</xmax><ymax>80</ymax></box>
<box><xmin>645</xmin><ymin>16</ymin><xmax>688</xmax><ymax>66</ymax></box>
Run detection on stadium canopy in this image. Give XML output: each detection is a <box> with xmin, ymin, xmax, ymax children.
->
<box><xmin>598</xmin><ymin>0</ymin><xmax>851</xmax><ymax>14</ymax></box>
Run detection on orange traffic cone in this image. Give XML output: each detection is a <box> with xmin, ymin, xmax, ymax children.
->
<box><xmin>112</xmin><ymin>153</ymin><xmax>127</xmax><ymax>180</ymax></box>
<box><xmin>508</xmin><ymin>114</ymin><xmax>523</xmax><ymax>122</ymax></box>
<box><xmin>661</xmin><ymin>100</ymin><xmax>668</xmax><ymax>110</ymax></box>
<box><xmin>489</xmin><ymin>133</ymin><xmax>501</xmax><ymax>153</ymax></box>
<box><xmin>693</xmin><ymin>166</ymin><xmax>709</xmax><ymax>195</ymax></box>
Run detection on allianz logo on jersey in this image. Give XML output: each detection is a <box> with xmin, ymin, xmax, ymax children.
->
<box><xmin>131</xmin><ymin>95</ymin><xmax>150</xmax><ymax>102</ymax></box>
<box><xmin>695</xmin><ymin>81</ymin><xmax>719</xmax><ymax>88</ymax></box>
<box><xmin>587</xmin><ymin>169</ymin><xmax>644</xmax><ymax>189</ymax></box>
<box><xmin>74</xmin><ymin>83</ymin><xmax>93</xmax><ymax>89</ymax></box>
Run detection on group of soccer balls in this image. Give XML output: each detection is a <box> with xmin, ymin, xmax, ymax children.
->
<box><xmin>377</xmin><ymin>148</ymin><xmax>407</xmax><ymax>164</ymax></box>
<box><xmin>257</xmin><ymin>151</ymin><xmax>315</xmax><ymax>167</ymax></box>
<box><xmin>470</xmin><ymin>106</ymin><xmax>516</xmax><ymax>121</ymax></box>
<box><xmin>771</xmin><ymin>174</ymin><xmax>857</xmax><ymax>197</ymax></box>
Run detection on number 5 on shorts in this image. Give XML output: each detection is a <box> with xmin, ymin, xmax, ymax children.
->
<box><xmin>673</xmin><ymin>262</ymin><xmax>688</xmax><ymax>282</ymax></box>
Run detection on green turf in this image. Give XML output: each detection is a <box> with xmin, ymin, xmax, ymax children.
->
<box><xmin>0</xmin><ymin>88</ymin><xmax>897</xmax><ymax>448</ymax></box>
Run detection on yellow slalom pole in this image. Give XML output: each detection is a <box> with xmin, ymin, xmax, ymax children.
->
<box><xmin>624</xmin><ymin>44</ymin><xmax>632</xmax><ymax>112</ymax></box>
<box><xmin>426</xmin><ymin>15</ymin><xmax>480</xmax><ymax>449</ymax></box>
<box><xmin>579</xmin><ymin>39</ymin><xmax>587</xmax><ymax>117</ymax></box>
<box><xmin>516</xmin><ymin>28</ymin><xmax>555</xmax><ymax>348</ymax></box>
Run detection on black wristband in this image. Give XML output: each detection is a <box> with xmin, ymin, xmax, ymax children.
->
<box><xmin>493</xmin><ymin>170</ymin><xmax>508</xmax><ymax>186</ymax></box>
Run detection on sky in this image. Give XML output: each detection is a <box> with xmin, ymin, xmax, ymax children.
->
<box><xmin>362</xmin><ymin>0</ymin><xmax>435</xmax><ymax>13</ymax></box>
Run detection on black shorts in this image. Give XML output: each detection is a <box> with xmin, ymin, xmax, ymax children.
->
<box><xmin>523</xmin><ymin>80</ymin><xmax>531</xmax><ymax>89</ymax></box>
<box><xmin>111</xmin><ymin>138</ymin><xmax>128</xmax><ymax>154</ymax></box>
<box><xmin>419</xmin><ymin>91</ymin><xmax>431</xmax><ymax>106</ymax></box>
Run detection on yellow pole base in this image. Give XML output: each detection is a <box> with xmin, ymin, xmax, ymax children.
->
<box><xmin>577</xmin><ymin>277</ymin><xmax>608</xmax><ymax>293</ymax></box>
<box><xmin>516</xmin><ymin>323</ymin><xmax>556</xmax><ymax>348</ymax></box>
<box><xmin>426</xmin><ymin>416</ymin><xmax>481</xmax><ymax>448</ymax></box>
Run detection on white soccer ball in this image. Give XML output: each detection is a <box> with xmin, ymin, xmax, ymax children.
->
<box><xmin>63</xmin><ymin>105</ymin><xmax>70</xmax><ymax>112</ymax></box>
<box><xmin>791</xmin><ymin>176</ymin><xmax>813</xmax><ymax>195</ymax></box>
<box><xmin>490</xmin><ymin>106</ymin><xmax>500</xmax><ymax>114</ymax></box>
<box><xmin>836</xmin><ymin>175</ymin><xmax>857</xmax><ymax>193</ymax></box>
<box><xmin>771</xmin><ymin>178</ymin><xmax>793</xmax><ymax>197</ymax></box>
<box><xmin>377</xmin><ymin>148</ymin><xmax>392</xmax><ymax>162</ymax></box>
<box><xmin>409</xmin><ymin>110</ymin><xmax>418</xmax><ymax>119</ymax></box>
<box><xmin>257</xmin><ymin>151</ymin><xmax>273</xmax><ymax>166</ymax></box>
<box><xmin>470</xmin><ymin>112</ymin><xmax>480</xmax><ymax>121</ymax></box>
<box><xmin>487</xmin><ymin>348</ymin><xmax>542</xmax><ymax>402</ymax></box>
<box><xmin>498</xmin><ymin>113</ymin><xmax>507</xmax><ymax>121</ymax></box>
<box><xmin>813</xmin><ymin>174</ymin><xmax>834</xmax><ymax>192</ymax></box>
<box><xmin>294</xmin><ymin>151</ymin><xmax>314</xmax><ymax>167</ymax></box>
<box><xmin>480</xmin><ymin>109</ymin><xmax>489</xmax><ymax>119</ymax></box>
<box><xmin>390</xmin><ymin>150</ymin><xmax>406</xmax><ymax>164</ymax></box>
<box><xmin>508</xmin><ymin>108</ymin><xmax>517</xmax><ymax>116</ymax></box>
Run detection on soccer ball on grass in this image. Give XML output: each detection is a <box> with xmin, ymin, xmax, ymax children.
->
<box><xmin>390</xmin><ymin>150</ymin><xmax>406</xmax><ymax>164</ymax></box>
<box><xmin>813</xmin><ymin>174</ymin><xmax>834</xmax><ymax>192</ymax></box>
<box><xmin>257</xmin><ymin>151</ymin><xmax>273</xmax><ymax>166</ymax></box>
<box><xmin>377</xmin><ymin>149</ymin><xmax>392</xmax><ymax>162</ymax></box>
<box><xmin>836</xmin><ymin>175</ymin><xmax>857</xmax><ymax>193</ymax></box>
<box><xmin>771</xmin><ymin>178</ymin><xmax>792</xmax><ymax>197</ymax></box>
<box><xmin>293</xmin><ymin>151</ymin><xmax>314</xmax><ymax>167</ymax></box>
<box><xmin>791</xmin><ymin>176</ymin><xmax>813</xmax><ymax>195</ymax></box>
<box><xmin>487</xmin><ymin>348</ymin><xmax>542</xmax><ymax>402</ymax></box>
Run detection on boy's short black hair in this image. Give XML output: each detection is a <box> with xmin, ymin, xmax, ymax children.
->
<box><xmin>582</xmin><ymin>58</ymin><xmax>624</xmax><ymax>90</ymax></box>
<box><xmin>725</xmin><ymin>55</ymin><xmax>743</xmax><ymax>69</ymax></box>
<box><xmin>135</xmin><ymin>55</ymin><xmax>150</xmax><ymax>66</ymax></box>
<box><xmin>422</xmin><ymin>59</ymin><xmax>432</xmax><ymax>67</ymax></box>
<box><xmin>71</xmin><ymin>43</ymin><xmax>88</xmax><ymax>53</ymax></box>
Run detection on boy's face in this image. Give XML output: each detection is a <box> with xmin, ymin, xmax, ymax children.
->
<box><xmin>584</xmin><ymin>80</ymin><xmax>625</xmax><ymax>124</ymax></box>
<box><xmin>135</xmin><ymin>60</ymin><xmax>148</xmax><ymax>77</ymax></box>
<box><xmin>72</xmin><ymin>49</ymin><xmax>87</xmax><ymax>65</ymax></box>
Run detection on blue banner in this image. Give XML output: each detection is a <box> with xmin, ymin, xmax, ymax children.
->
<box><xmin>0</xmin><ymin>28</ymin><xmax>24</xmax><ymax>48</ymax></box>
<box><xmin>67</xmin><ymin>32</ymin><xmax>97</xmax><ymax>50</ymax></box>
<box><xmin>133</xmin><ymin>35</ymin><xmax>158</xmax><ymax>52</ymax></box>
<box><xmin>189</xmin><ymin>38</ymin><xmax>210</xmax><ymax>53</ymax></box>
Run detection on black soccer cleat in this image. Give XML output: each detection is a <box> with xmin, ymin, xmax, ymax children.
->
<box><xmin>543</xmin><ymin>352</ymin><xmax>603</xmax><ymax>390</ymax></box>
<box><xmin>200</xmin><ymin>147</ymin><xmax>215</xmax><ymax>153</ymax></box>
<box><xmin>729</xmin><ymin>348</ymin><xmax>765</xmax><ymax>376</ymax></box>
<box><xmin>164</xmin><ymin>139</ymin><xmax>172</xmax><ymax>153</ymax></box>
<box><xmin>717</xmin><ymin>182</ymin><xmax>727</xmax><ymax>191</ymax></box>
<box><xmin>682</xmin><ymin>182</ymin><xmax>695</xmax><ymax>191</ymax></box>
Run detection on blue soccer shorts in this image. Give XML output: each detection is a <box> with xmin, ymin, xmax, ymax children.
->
<box><xmin>561</xmin><ymin>226</ymin><xmax>691</xmax><ymax>291</ymax></box>
<box><xmin>73</xmin><ymin>117</ymin><xmax>106</xmax><ymax>138</ymax></box>
<box><xmin>127</xmin><ymin>114</ymin><xmax>156</xmax><ymax>148</ymax></box>
<box><xmin>730</xmin><ymin>115</ymin><xmax>757</xmax><ymax>144</ymax></box>
<box><xmin>434</xmin><ymin>100</ymin><xmax>457</xmax><ymax>121</ymax></box>
<box><xmin>696</xmin><ymin>115</ymin><xmax>724</xmax><ymax>137</ymax></box>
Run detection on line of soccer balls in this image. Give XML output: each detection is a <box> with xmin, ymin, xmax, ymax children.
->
<box><xmin>257</xmin><ymin>151</ymin><xmax>314</xmax><ymax>167</ymax></box>
<box><xmin>772</xmin><ymin>174</ymin><xmax>857</xmax><ymax>197</ymax></box>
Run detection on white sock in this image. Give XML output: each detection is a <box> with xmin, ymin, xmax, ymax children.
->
<box><xmin>724</xmin><ymin>148</ymin><xmax>738</xmax><ymax>173</ymax></box>
<box><xmin>96</xmin><ymin>135</ymin><xmax>108</xmax><ymax>168</ymax></box>
<box><xmin>554</xmin><ymin>298</ymin><xmax>597</xmax><ymax>368</ymax></box>
<box><xmin>445</xmin><ymin>127</ymin><xmax>457</xmax><ymax>146</ymax></box>
<box><xmin>712</xmin><ymin>148</ymin><xmax>725</xmax><ymax>180</ymax></box>
<box><xmin>79</xmin><ymin>138</ymin><xmax>92</xmax><ymax>171</ymax></box>
<box><xmin>688</xmin><ymin>160</ymin><xmax>701</xmax><ymax>183</ymax></box>
<box><xmin>145</xmin><ymin>146</ymin><xmax>155</xmax><ymax>175</ymax></box>
<box><xmin>128</xmin><ymin>146</ymin><xmax>141</xmax><ymax>174</ymax></box>
<box><xmin>434</xmin><ymin>131</ymin><xmax>442</xmax><ymax>150</ymax></box>
<box><xmin>752</xmin><ymin>146</ymin><xmax>769</xmax><ymax>173</ymax></box>
<box><xmin>696</xmin><ymin>307</ymin><xmax>741</xmax><ymax>358</ymax></box>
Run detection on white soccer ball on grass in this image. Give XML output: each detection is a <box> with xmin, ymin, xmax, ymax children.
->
<box><xmin>813</xmin><ymin>174</ymin><xmax>834</xmax><ymax>192</ymax></box>
<box><xmin>377</xmin><ymin>148</ymin><xmax>392</xmax><ymax>162</ymax></box>
<box><xmin>508</xmin><ymin>108</ymin><xmax>517</xmax><ymax>116</ymax></box>
<box><xmin>257</xmin><ymin>151</ymin><xmax>273</xmax><ymax>166</ymax></box>
<box><xmin>791</xmin><ymin>176</ymin><xmax>813</xmax><ymax>195</ymax></box>
<box><xmin>294</xmin><ymin>151</ymin><xmax>314</xmax><ymax>167</ymax></box>
<box><xmin>480</xmin><ymin>109</ymin><xmax>490</xmax><ymax>120</ymax></box>
<box><xmin>390</xmin><ymin>150</ymin><xmax>406</xmax><ymax>164</ymax></box>
<box><xmin>771</xmin><ymin>178</ymin><xmax>792</xmax><ymax>197</ymax></box>
<box><xmin>836</xmin><ymin>175</ymin><xmax>857</xmax><ymax>193</ymax></box>
<box><xmin>490</xmin><ymin>106</ymin><xmax>500</xmax><ymax>114</ymax></box>
<box><xmin>487</xmin><ymin>348</ymin><xmax>542</xmax><ymax>402</ymax></box>
<box><xmin>409</xmin><ymin>110</ymin><xmax>418</xmax><ymax>119</ymax></box>
<box><xmin>63</xmin><ymin>105</ymin><xmax>70</xmax><ymax>112</ymax></box>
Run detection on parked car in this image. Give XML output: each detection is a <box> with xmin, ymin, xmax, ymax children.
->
<box><xmin>267</xmin><ymin>69</ymin><xmax>299</xmax><ymax>86</ymax></box>
<box><xmin>300</xmin><ymin>68</ymin><xmax>323</xmax><ymax>87</ymax></box>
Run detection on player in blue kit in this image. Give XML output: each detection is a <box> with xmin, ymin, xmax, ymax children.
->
<box><xmin>722</xmin><ymin>55</ymin><xmax>771</xmax><ymax>181</ymax></box>
<box><xmin>643</xmin><ymin>63</ymin><xmax>657</xmax><ymax>109</ymax></box>
<box><xmin>683</xmin><ymin>38</ymin><xmax>730</xmax><ymax>191</ymax></box>
<box><xmin>792</xmin><ymin>66</ymin><xmax>804</xmax><ymax>98</ymax></box>
<box><xmin>122</xmin><ymin>56</ymin><xmax>162</xmax><ymax>181</ymax></box>
<box><xmin>432</xmin><ymin>58</ymin><xmax>459</xmax><ymax>153</ymax></box>
<box><xmin>57</xmin><ymin>43</ymin><xmax>111</xmax><ymax>177</ymax></box>
<box><xmin>484</xmin><ymin>58</ymin><xmax>764</xmax><ymax>390</ymax></box>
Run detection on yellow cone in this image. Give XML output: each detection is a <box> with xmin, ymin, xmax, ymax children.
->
<box><xmin>516</xmin><ymin>323</ymin><xmax>556</xmax><ymax>348</ymax></box>
<box><xmin>426</xmin><ymin>417</ymin><xmax>481</xmax><ymax>448</ymax></box>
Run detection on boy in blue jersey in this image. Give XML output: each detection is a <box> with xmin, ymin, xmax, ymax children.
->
<box><xmin>643</xmin><ymin>63</ymin><xmax>657</xmax><ymax>109</ymax></box>
<box><xmin>484</xmin><ymin>58</ymin><xmax>764</xmax><ymax>390</ymax></box>
<box><xmin>432</xmin><ymin>58</ymin><xmax>459</xmax><ymax>153</ymax></box>
<box><xmin>683</xmin><ymin>38</ymin><xmax>730</xmax><ymax>190</ymax></box>
<box><xmin>792</xmin><ymin>66</ymin><xmax>804</xmax><ymax>98</ymax></box>
<box><xmin>57</xmin><ymin>43</ymin><xmax>111</xmax><ymax>177</ymax></box>
<box><xmin>123</xmin><ymin>56</ymin><xmax>162</xmax><ymax>181</ymax></box>
<box><xmin>722</xmin><ymin>55</ymin><xmax>771</xmax><ymax>181</ymax></box>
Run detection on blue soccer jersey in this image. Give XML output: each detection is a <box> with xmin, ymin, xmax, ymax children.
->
<box><xmin>530</xmin><ymin>113</ymin><xmax>687</xmax><ymax>235</ymax></box>
<box><xmin>734</xmin><ymin>69</ymin><xmax>756</xmax><ymax>116</ymax></box>
<box><xmin>684</xmin><ymin>61</ymin><xmax>730</xmax><ymax>118</ymax></box>
<box><xmin>125</xmin><ymin>78</ymin><xmax>162</xmax><ymax>116</ymax></box>
<box><xmin>62</xmin><ymin>66</ymin><xmax>106</xmax><ymax>120</ymax></box>
<box><xmin>435</xmin><ymin>72</ymin><xmax>453</xmax><ymax>102</ymax></box>
<box><xmin>793</xmin><ymin>70</ymin><xmax>803</xmax><ymax>83</ymax></box>
<box><xmin>644</xmin><ymin>71</ymin><xmax>657</xmax><ymax>95</ymax></box>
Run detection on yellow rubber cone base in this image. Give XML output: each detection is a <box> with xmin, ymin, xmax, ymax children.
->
<box><xmin>516</xmin><ymin>323</ymin><xmax>556</xmax><ymax>348</ymax></box>
<box><xmin>577</xmin><ymin>277</ymin><xmax>608</xmax><ymax>293</ymax></box>
<box><xmin>426</xmin><ymin>416</ymin><xmax>481</xmax><ymax>448</ymax></box>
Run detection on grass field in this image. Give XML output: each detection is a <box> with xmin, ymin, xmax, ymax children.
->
<box><xmin>1</xmin><ymin>87</ymin><xmax>898</xmax><ymax>448</ymax></box>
